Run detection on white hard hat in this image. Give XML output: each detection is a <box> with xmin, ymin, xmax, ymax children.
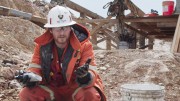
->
<box><xmin>44</xmin><ymin>5</ymin><xmax>76</xmax><ymax>28</ymax></box>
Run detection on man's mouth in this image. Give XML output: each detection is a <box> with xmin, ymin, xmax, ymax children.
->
<box><xmin>58</xmin><ymin>37</ymin><xmax>65</xmax><ymax>38</ymax></box>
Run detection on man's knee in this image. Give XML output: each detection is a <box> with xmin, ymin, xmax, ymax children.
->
<box><xmin>19</xmin><ymin>87</ymin><xmax>33</xmax><ymax>101</ymax></box>
<box><xmin>73</xmin><ymin>87</ymin><xmax>101</xmax><ymax>101</ymax></box>
<box><xmin>19</xmin><ymin>86</ymin><xmax>50</xmax><ymax>101</ymax></box>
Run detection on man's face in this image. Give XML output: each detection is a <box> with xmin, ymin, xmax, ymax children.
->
<box><xmin>51</xmin><ymin>26</ymin><xmax>71</xmax><ymax>47</ymax></box>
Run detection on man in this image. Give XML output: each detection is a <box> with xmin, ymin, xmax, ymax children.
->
<box><xmin>17</xmin><ymin>5</ymin><xmax>106</xmax><ymax>101</ymax></box>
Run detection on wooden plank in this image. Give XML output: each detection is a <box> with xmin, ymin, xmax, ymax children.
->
<box><xmin>80</xmin><ymin>13</ymin><xmax>86</xmax><ymax>26</ymax></box>
<box><xmin>124</xmin><ymin>15</ymin><xmax>178</xmax><ymax>23</ymax></box>
<box><xmin>92</xmin><ymin>44</ymin><xmax>102</xmax><ymax>50</ymax></box>
<box><xmin>90</xmin><ymin>16</ymin><xmax>112</xmax><ymax>35</ymax></box>
<box><xmin>97</xmin><ymin>37</ymin><xmax>107</xmax><ymax>43</ymax></box>
<box><xmin>155</xmin><ymin>35</ymin><xmax>173</xmax><ymax>39</ymax></box>
<box><xmin>129</xmin><ymin>23</ymin><xmax>137</xmax><ymax>49</ymax></box>
<box><xmin>31</xmin><ymin>15</ymin><xmax>46</xmax><ymax>24</ymax></box>
<box><xmin>124</xmin><ymin>23</ymin><xmax>152</xmax><ymax>39</ymax></box>
<box><xmin>148</xmin><ymin>32</ymin><xmax>174</xmax><ymax>36</ymax></box>
<box><xmin>157</xmin><ymin>22</ymin><xmax>177</xmax><ymax>28</ymax></box>
<box><xmin>139</xmin><ymin>35</ymin><xmax>145</xmax><ymax>48</ymax></box>
<box><xmin>128</xmin><ymin>22</ymin><xmax>168</xmax><ymax>36</ymax></box>
<box><xmin>101</xmin><ymin>30</ymin><xmax>119</xmax><ymax>44</ymax></box>
<box><xmin>131</xmin><ymin>23</ymin><xmax>158</xmax><ymax>32</ymax></box>
<box><xmin>0</xmin><ymin>6</ymin><xmax>46</xmax><ymax>27</ymax></box>
<box><xmin>75</xmin><ymin>18</ymin><xmax>117</xmax><ymax>24</ymax></box>
<box><xmin>100</xmin><ymin>23</ymin><xmax>116</xmax><ymax>30</ymax></box>
<box><xmin>0</xmin><ymin>6</ymin><xmax>9</xmax><ymax>16</ymax></box>
<box><xmin>124</xmin><ymin>0</ymin><xmax>145</xmax><ymax>17</ymax></box>
<box><xmin>101</xmin><ymin>28</ymin><xmax>119</xmax><ymax>38</ymax></box>
<box><xmin>171</xmin><ymin>15</ymin><xmax>180</xmax><ymax>53</ymax></box>
<box><xmin>91</xmin><ymin>32</ymin><xmax>97</xmax><ymax>45</ymax></box>
<box><xmin>0</xmin><ymin>6</ymin><xmax>32</xmax><ymax>19</ymax></box>
<box><xmin>65</xmin><ymin>0</ymin><xmax>103</xmax><ymax>19</ymax></box>
<box><xmin>148</xmin><ymin>38</ymin><xmax>154</xmax><ymax>49</ymax></box>
<box><xmin>111</xmin><ymin>43</ymin><xmax>118</xmax><ymax>49</ymax></box>
<box><xmin>88</xmin><ymin>21</ymin><xmax>119</xmax><ymax>48</ymax></box>
<box><xmin>106</xmin><ymin>37</ymin><xmax>111</xmax><ymax>50</ymax></box>
<box><xmin>100</xmin><ymin>28</ymin><xmax>120</xmax><ymax>42</ymax></box>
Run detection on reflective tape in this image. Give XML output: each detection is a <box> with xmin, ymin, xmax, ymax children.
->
<box><xmin>72</xmin><ymin>87</ymin><xmax>83</xmax><ymax>101</ymax></box>
<box><xmin>29</xmin><ymin>63</ymin><xmax>41</xmax><ymax>68</ymax></box>
<box><xmin>39</xmin><ymin>85</ymin><xmax>55</xmax><ymax>101</ymax></box>
<box><xmin>89</xmin><ymin>65</ymin><xmax>97</xmax><ymax>71</ymax></box>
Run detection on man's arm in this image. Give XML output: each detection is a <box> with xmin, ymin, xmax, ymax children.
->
<box><xmin>76</xmin><ymin>40</ymin><xmax>98</xmax><ymax>87</ymax></box>
<box><xmin>27</xmin><ymin>44</ymin><xmax>42</xmax><ymax>76</ymax></box>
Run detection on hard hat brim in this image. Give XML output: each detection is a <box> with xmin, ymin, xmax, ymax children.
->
<box><xmin>44</xmin><ymin>21</ymin><xmax>76</xmax><ymax>28</ymax></box>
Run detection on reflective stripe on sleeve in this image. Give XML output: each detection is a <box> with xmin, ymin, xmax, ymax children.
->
<box><xmin>29</xmin><ymin>63</ymin><xmax>41</xmax><ymax>68</ymax></box>
<box><xmin>89</xmin><ymin>65</ymin><xmax>97</xmax><ymax>71</ymax></box>
<box><xmin>39</xmin><ymin>85</ymin><xmax>55</xmax><ymax>101</ymax></box>
<box><xmin>72</xmin><ymin>87</ymin><xmax>83</xmax><ymax>101</ymax></box>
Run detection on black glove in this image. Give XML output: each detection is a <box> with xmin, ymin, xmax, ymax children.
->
<box><xmin>75</xmin><ymin>65</ymin><xmax>89</xmax><ymax>78</ymax></box>
<box><xmin>15</xmin><ymin>70</ymin><xmax>38</xmax><ymax>88</ymax></box>
<box><xmin>75</xmin><ymin>59</ymin><xmax>92</xmax><ymax>85</ymax></box>
<box><xmin>75</xmin><ymin>58</ymin><xmax>92</xmax><ymax>78</ymax></box>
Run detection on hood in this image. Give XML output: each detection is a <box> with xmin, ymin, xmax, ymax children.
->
<box><xmin>71</xmin><ymin>23</ymin><xmax>90</xmax><ymax>43</ymax></box>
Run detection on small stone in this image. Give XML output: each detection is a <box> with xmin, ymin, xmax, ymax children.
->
<box><xmin>99</xmin><ymin>67</ymin><xmax>107</xmax><ymax>71</ymax></box>
<box><xmin>99</xmin><ymin>54</ymin><xmax>104</xmax><ymax>59</ymax></box>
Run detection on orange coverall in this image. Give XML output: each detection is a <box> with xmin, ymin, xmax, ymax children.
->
<box><xmin>19</xmin><ymin>24</ymin><xmax>106</xmax><ymax>101</ymax></box>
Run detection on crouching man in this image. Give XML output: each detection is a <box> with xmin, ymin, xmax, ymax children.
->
<box><xmin>16</xmin><ymin>5</ymin><xmax>106</xmax><ymax>101</ymax></box>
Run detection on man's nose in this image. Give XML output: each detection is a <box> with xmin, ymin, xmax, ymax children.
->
<box><xmin>59</xmin><ymin>31</ymin><xmax>65</xmax><ymax>35</ymax></box>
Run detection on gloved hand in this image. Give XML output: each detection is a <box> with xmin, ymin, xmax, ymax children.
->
<box><xmin>75</xmin><ymin>65</ymin><xmax>89</xmax><ymax>78</ymax></box>
<box><xmin>15</xmin><ymin>70</ymin><xmax>42</xmax><ymax>88</ymax></box>
<box><xmin>75</xmin><ymin>58</ymin><xmax>91</xmax><ymax>78</ymax></box>
<box><xmin>75</xmin><ymin>59</ymin><xmax>92</xmax><ymax>85</ymax></box>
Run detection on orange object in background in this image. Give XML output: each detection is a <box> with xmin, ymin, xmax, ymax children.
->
<box><xmin>163</xmin><ymin>1</ymin><xmax>174</xmax><ymax>16</ymax></box>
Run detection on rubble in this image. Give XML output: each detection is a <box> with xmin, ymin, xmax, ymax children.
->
<box><xmin>95</xmin><ymin>50</ymin><xmax>180</xmax><ymax>101</ymax></box>
<box><xmin>0</xmin><ymin>0</ymin><xmax>47</xmax><ymax>17</ymax></box>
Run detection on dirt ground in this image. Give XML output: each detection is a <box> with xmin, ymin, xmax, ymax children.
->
<box><xmin>95</xmin><ymin>50</ymin><xmax>180</xmax><ymax>101</ymax></box>
<box><xmin>0</xmin><ymin>16</ymin><xmax>43</xmax><ymax>101</ymax></box>
<box><xmin>0</xmin><ymin>0</ymin><xmax>180</xmax><ymax>101</ymax></box>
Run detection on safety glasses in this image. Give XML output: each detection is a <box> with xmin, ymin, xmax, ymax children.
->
<box><xmin>52</xmin><ymin>26</ymin><xmax>70</xmax><ymax>32</ymax></box>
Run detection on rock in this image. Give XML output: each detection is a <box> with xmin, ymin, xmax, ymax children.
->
<box><xmin>2</xmin><ymin>59</ymin><xmax>18</xmax><ymax>65</ymax></box>
<box><xmin>0</xmin><ymin>67</ymin><xmax>15</xmax><ymax>79</ymax></box>
<box><xmin>105</xmin><ymin>64</ymin><xmax>110</xmax><ymax>68</ymax></box>
<box><xmin>9</xmin><ymin>80</ymin><xmax>21</xmax><ymax>89</ymax></box>
<box><xmin>98</xmin><ymin>54</ymin><xmax>104</xmax><ymax>59</ymax></box>
<box><xmin>99</xmin><ymin>67</ymin><xmax>107</xmax><ymax>71</ymax></box>
<box><xmin>0</xmin><ymin>94</ymin><xmax>5</xmax><ymax>99</ymax></box>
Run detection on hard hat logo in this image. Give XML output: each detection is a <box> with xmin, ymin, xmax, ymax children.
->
<box><xmin>58</xmin><ymin>15</ymin><xmax>63</xmax><ymax>19</ymax></box>
<box><xmin>57</xmin><ymin>14</ymin><xmax>66</xmax><ymax>23</ymax></box>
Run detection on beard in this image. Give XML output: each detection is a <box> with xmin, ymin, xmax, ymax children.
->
<box><xmin>57</xmin><ymin>37</ymin><xmax>67</xmax><ymax>44</ymax></box>
<box><xmin>55</xmin><ymin>36</ymin><xmax>70</xmax><ymax>48</ymax></box>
